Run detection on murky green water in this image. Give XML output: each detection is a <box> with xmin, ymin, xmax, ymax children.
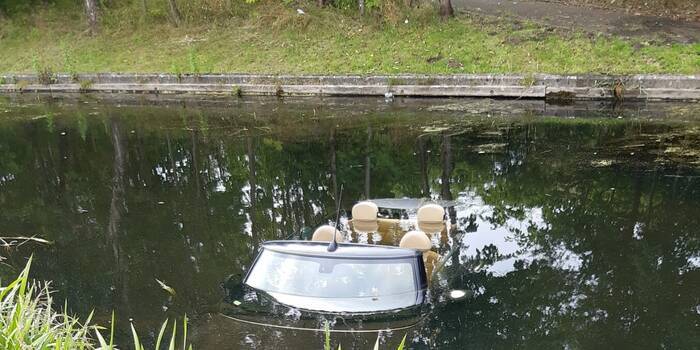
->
<box><xmin>0</xmin><ymin>95</ymin><xmax>698</xmax><ymax>349</ymax></box>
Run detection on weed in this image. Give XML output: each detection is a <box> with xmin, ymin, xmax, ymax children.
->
<box><xmin>16</xmin><ymin>80</ymin><xmax>29</xmax><ymax>91</ymax></box>
<box><xmin>31</xmin><ymin>52</ymin><xmax>56</xmax><ymax>85</ymax></box>
<box><xmin>232</xmin><ymin>85</ymin><xmax>243</xmax><ymax>97</ymax></box>
<box><xmin>79</xmin><ymin>79</ymin><xmax>93</xmax><ymax>92</ymax></box>
<box><xmin>188</xmin><ymin>47</ymin><xmax>200</xmax><ymax>75</ymax></box>
<box><xmin>521</xmin><ymin>73</ymin><xmax>536</xmax><ymax>87</ymax></box>
<box><xmin>171</xmin><ymin>63</ymin><xmax>183</xmax><ymax>82</ymax></box>
<box><xmin>37</xmin><ymin>67</ymin><xmax>55</xmax><ymax>85</ymax></box>
<box><xmin>31</xmin><ymin>53</ymin><xmax>40</xmax><ymax>73</ymax></box>
<box><xmin>275</xmin><ymin>84</ymin><xmax>284</xmax><ymax>97</ymax></box>
<box><xmin>34</xmin><ymin>58</ymin><xmax>56</xmax><ymax>86</ymax></box>
<box><xmin>61</xmin><ymin>43</ymin><xmax>79</xmax><ymax>81</ymax></box>
<box><xmin>387</xmin><ymin>77</ymin><xmax>402</xmax><ymax>86</ymax></box>
<box><xmin>613</xmin><ymin>79</ymin><xmax>625</xmax><ymax>101</ymax></box>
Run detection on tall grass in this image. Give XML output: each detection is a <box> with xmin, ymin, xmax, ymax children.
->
<box><xmin>0</xmin><ymin>257</ymin><xmax>190</xmax><ymax>350</ymax></box>
<box><xmin>0</xmin><ymin>257</ymin><xmax>94</xmax><ymax>349</ymax></box>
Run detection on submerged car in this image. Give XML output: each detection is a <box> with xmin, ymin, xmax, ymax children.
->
<box><xmin>221</xmin><ymin>240</ymin><xmax>430</xmax><ymax>335</ymax></box>
<box><xmin>244</xmin><ymin>240</ymin><xmax>427</xmax><ymax>313</ymax></box>
<box><xmin>219</xmin><ymin>200</ymin><xmax>466</xmax><ymax>344</ymax></box>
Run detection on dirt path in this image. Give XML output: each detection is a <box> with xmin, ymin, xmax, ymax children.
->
<box><xmin>452</xmin><ymin>0</ymin><xmax>700</xmax><ymax>43</ymax></box>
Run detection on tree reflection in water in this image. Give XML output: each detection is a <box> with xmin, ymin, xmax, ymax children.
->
<box><xmin>0</xmin><ymin>97</ymin><xmax>697</xmax><ymax>349</ymax></box>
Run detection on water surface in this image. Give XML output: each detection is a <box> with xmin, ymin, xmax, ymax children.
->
<box><xmin>0</xmin><ymin>95</ymin><xmax>698</xmax><ymax>349</ymax></box>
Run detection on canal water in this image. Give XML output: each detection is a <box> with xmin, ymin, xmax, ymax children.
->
<box><xmin>0</xmin><ymin>95</ymin><xmax>698</xmax><ymax>349</ymax></box>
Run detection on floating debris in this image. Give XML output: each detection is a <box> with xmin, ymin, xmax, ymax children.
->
<box><xmin>590</xmin><ymin>159</ymin><xmax>617</xmax><ymax>167</ymax></box>
<box><xmin>422</xmin><ymin>126</ymin><xmax>449</xmax><ymax>133</ymax></box>
<box><xmin>155</xmin><ymin>279</ymin><xmax>176</xmax><ymax>296</ymax></box>
<box><xmin>472</xmin><ymin>143</ymin><xmax>507</xmax><ymax>154</ymax></box>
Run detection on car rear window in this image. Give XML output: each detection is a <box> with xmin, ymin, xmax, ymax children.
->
<box><xmin>245</xmin><ymin>249</ymin><xmax>417</xmax><ymax>299</ymax></box>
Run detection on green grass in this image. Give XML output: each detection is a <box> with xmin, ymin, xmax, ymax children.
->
<box><xmin>0</xmin><ymin>0</ymin><xmax>697</xmax><ymax>75</ymax></box>
<box><xmin>0</xmin><ymin>257</ymin><xmax>94</xmax><ymax>349</ymax></box>
<box><xmin>0</xmin><ymin>257</ymin><xmax>191</xmax><ymax>350</ymax></box>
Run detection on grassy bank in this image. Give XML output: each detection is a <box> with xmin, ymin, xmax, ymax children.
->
<box><xmin>0</xmin><ymin>0</ymin><xmax>698</xmax><ymax>75</ymax></box>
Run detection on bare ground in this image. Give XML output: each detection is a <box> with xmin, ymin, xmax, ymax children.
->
<box><xmin>453</xmin><ymin>0</ymin><xmax>700</xmax><ymax>43</ymax></box>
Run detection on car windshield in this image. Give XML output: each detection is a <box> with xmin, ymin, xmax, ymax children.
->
<box><xmin>245</xmin><ymin>249</ymin><xmax>417</xmax><ymax>299</ymax></box>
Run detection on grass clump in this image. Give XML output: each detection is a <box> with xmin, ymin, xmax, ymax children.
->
<box><xmin>36</xmin><ymin>66</ymin><xmax>55</xmax><ymax>85</ymax></box>
<box><xmin>0</xmin><ymin>257</ymin><xmax>192</xmax><ymax>350</ymax></box>
<box><xmin>15</xmin><ymin>80</ymin><xmax>29</xmax><ymax>91</ymax></box>
<box><xmin>0</xmin><ymin>257</ymin><xmax>94</xmax><ymax>349</ymax></box>
<box><xmin>79</xmin><ymin>79</ymin><xmax>93</xmax><ymax>91</ymax></box>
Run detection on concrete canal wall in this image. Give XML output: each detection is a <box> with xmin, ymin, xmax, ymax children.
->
<box><xmin>0</xmin><ymin>73</ymin><xmax>698</xmax><ymax>100</ymax></box>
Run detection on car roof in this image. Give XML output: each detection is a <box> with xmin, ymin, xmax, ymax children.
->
<box><xmin>261</xmin><ymin>240</ymin><xmax>422</xmax><ymax>259</ymax></box>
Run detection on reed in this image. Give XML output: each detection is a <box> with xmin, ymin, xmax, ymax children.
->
<box><xmin>0</xmin><ymin>257</ymin><xmax>191</xmax><ymax>350</ymax></box>
<box><xmin>0</xmin><ymin>257</ymin><xmax>94</xmax><ymax>350</ymax></box>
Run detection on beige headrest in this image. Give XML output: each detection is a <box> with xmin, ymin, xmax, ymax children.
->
<box><xmin>418</xmin><ymin>221</ymin><xmax>444</xmax><ymax>234</ymax></box>
<box><xmin>352</xmin><ymin>201</ymin><xmax>379</xmax><ymax>221</ymax></box>
<box><xmin>417</xmin><ymin>204</ymin><xmax>445</xmax><ymax>224</ymax></box>
<box><xmin>312</xmin><ymin>225</ymin><xmax>343</xmax><ymax>242</ymax></box>
<box><xmin>352</xmin><ymin>220</ymin><xmax>379</xmax><ymax>233</ymax></box>
<box><xmin>399</xmin><ymin>230</ymin><xmax>431</xmax><ymax>252</ymax></box>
